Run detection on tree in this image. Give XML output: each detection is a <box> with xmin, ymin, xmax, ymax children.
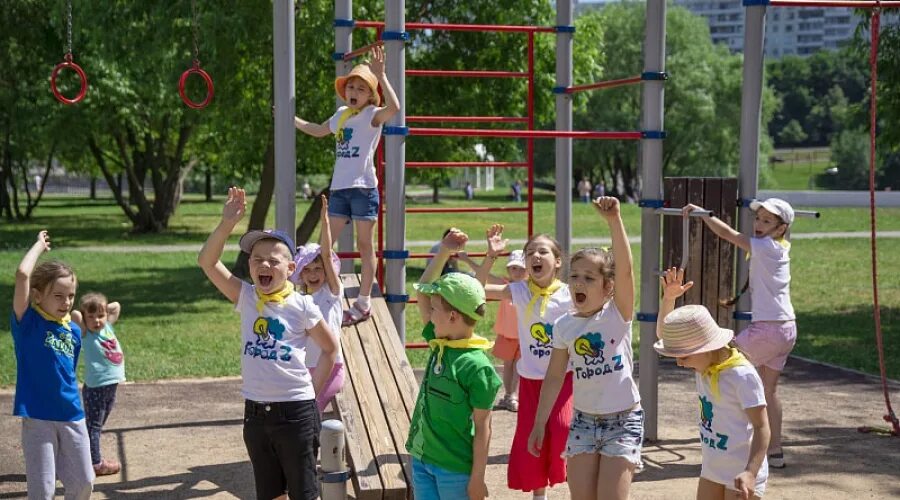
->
<box><xmin>778</xmin><ymin>120</ymin><xmax>807</xmax><ymax>147</ymax></box>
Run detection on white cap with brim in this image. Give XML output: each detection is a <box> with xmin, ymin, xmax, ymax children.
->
<box><xmin>506</xmin><ymin>249</ymin><xmax>526</xmax><ymax>269</ymax></box>
<box><xmin>750</xmin><ymin>198</ymin><xmax>794</xmax><ymax>226</ymax></box>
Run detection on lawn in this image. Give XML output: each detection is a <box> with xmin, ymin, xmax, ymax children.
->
<box><xmin>762</xmin><ymin>147</ymin><xmax>831</xmax><ymax>190</ymax></box>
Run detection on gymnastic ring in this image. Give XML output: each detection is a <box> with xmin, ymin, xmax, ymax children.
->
<box><xmin>179</xmin><ymin>60</ymin><xmax>214</xmax><ymax>109</ymax></box>
<box><xmin>50</xmin><ymin>53</ymin><xmax>88</xmax><ymax>105</ymax></box>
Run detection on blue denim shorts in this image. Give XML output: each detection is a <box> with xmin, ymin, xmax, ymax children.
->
<box><xmin>565</xmin><ymin>408</ymin><xmax>644</xmax><ymax>466</ymax></box>
<box><xmin>328</xmin><ymin>188</ymin><xmax>379</xmax><ymax>221</ymax></box>
<box><xmin>411</xmin><ymin>457</ymin><xmax>470</xmax><ymax>499</ymax></box>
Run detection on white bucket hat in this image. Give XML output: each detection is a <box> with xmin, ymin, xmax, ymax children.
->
<box><xmin>750</xmin><ymin>198</ymin><xmax>794</xmax><ymax>226</ymax></box>
<box><xmin>654</xmin><ymin>305</ymin><xmax>734</xmax><ymax>357</ymax></box>
<box><xmin>506</xmin><ymin>250</ymin><xmax>526</xmax><ymax>269</ymax></box>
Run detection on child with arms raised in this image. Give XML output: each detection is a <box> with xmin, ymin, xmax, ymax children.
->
<box><xmin>12</xmin><ymin>231</ymin><xmax>94</xmax><ymax>499</ymax></box>
<box><xmin>493</xmin><ymin>249</ymin><xmax>527</xmax><ymax>412</ymax></box>
<box><xmin>656</xmin><ymin>268</ymin><xmax>770</xmax><ymax>500</ymax></box>
<box><xmin>527</xmin><ymin>197</ymin><xmax>642</xmax><ymax>500</ymax></box>
<box><xmin>290</xmin><ymin>195</ymin><xmax>345</xmax><ymax>413</ymax></box>
<box><xmin>406</xmin><ymin>228</ymin><xmax>501</xmax><ymax>500</ymax></box>
<box><xmin>477</xmin><ymin>225</ymin><xmax>572</xmax><ymax>499</ymax></box>
<box><xmin>293</xmin><ymin>45</ymin><xmax>399</xmax><ymax>327</ymax></box>
<box><xmin>71</xmin><ymin>293</ymin><xmax>124</xmax><ymax>476</ymax></box>
<box><xmin>684</xmin><ymin>198</ymin><xmax>795</xmax><ymax>468</ymax></box>
<box><xmin>199</xmin><ymin>187</ymin><xmax>338</xmax><ymax>500</ymax></box>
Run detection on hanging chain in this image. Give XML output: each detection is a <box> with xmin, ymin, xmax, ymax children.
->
<box><xmin>65</xmin><ymin>0</ymin><xmax>73</xmax><ymax>57</ymax></box>
<box><xmin>191</xmin><ymin>0</ymin><xmax>200</xmax><ymax>64</ymax></box>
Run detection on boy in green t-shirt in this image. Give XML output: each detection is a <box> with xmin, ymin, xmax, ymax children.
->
<box><xmin>407</xmin><ymin>228</ymin><xmax>502</xmax><ymax>500</ymax></box>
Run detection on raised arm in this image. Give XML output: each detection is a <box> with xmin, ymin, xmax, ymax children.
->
<box><xmin>477</xmin><ymin>224</ymin><xmax>512</xmax><ymax>301</ymax></box>
<box><xmin>198</xmin><ymin>187</ymin><xmax>246</xmax><ymax>304</ymax></box>
<box><xmin>14</xmin><ymin>231</ymin><xmax>51</xmax><ymax>320</ymax></box>
<box><xmin>656</xmin><ymin>267</ymin><xmax>694</xmax><ymax>340</ymax></box>
<box><xmin>594</xmin><ymin>197</ymin><xmax>634</xmax><ymax>319</ymax></box>
<box><xmin>318</xmin><ymin>195</ymin><xmax>341</xmax><ymax>295</ymax></box>
<box><xmin>417</xmin><ymin>229</ymin><xmax>468</xmax><ymax>322</ymax></box>
<box><xmin>368</xmin><ymin>46</ymin><xmax>400</xmax><ymax>126</ymax></box>
<box><xmin>71</xmin><ymin>310</ymin><xmax>85</xmax><ymax>333</ymax></box>
<box><xmin>107</xmin><ymin>301</ymin><xmax>121</xmax><ymax>325</ymax></box>
<box><xmin>684</xmin><ymin>204</ymin><xmax>750</xmax><ymax>253</ymax></box>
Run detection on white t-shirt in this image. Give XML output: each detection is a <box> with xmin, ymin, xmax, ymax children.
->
<box><xmin>552</xmin><ymin>301</ymin><xmax>639</xmax><ymax>414</ymax></box>
<box><xmin>236</xmin><ymin>282</ymin><xmax>323</xmax><ymax>402</ymax></box>
<box><xmin>696</xmin><ymin>364</ymin><xmax>768</xmax><ymax>494</ymax></box>
<box><xmin>749</xmin><ymin>236</ymin><xmax>795</xmax><ymax>321</ymax></box>
<box><xmin>305</xmin><ymin>283</ymin><xmax>345</xmax><ymax>368</ymax></box>
<box><xmin>509</xmin><ymin>280</ymin><xmax>572</xmax><ymax>380</ymax></box>
<box><xmin>328</xmin><ymin>105</ymin><xmax>382</xmax><ymax>191</ymax></box>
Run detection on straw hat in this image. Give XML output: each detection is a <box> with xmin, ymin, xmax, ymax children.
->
<box><xmin>654</xmin><ymin>305</ymin><xmax>733</xmax><ymax>357</ymax></box>
<box><xmin>334</xmin><ymin>64</ymin><xmax>381</xmax><ymax>106</ymax></box>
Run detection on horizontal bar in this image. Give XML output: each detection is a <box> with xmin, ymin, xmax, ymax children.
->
<box><xmin>656</xmin><ymin>208</ymin><xmax>712</xmax><ymax>217</ymax></box>
<box><xmin>406</xmin><ymin>207</ymin><xmax>528</xmax><ymax>213</ymax></box>
<box><xmin>343</xmin><ymin>41</ymin><xmax>383</xmax><ymax>61</ymax></box>
<box><xmin>406</xmin><ymin>251</ymin><xmax>512</xmax><ymax>260</ymax></box>
<box><xmin>356</xmin><ymin>20</ymin><xmax>556</xmax><ymax>33</ymax></box>
<box><xmin>402</xmin><ymin>161</ymin><xmax>529</xmax><ymax>168</ymax></box>
<box><xmin>407</xmin><ymin>116</ymin><xmax>529</xmax><ymax>123</ymax></box>
<box><xmin>564</xmin><ymin>76</ymin><xmax>642</xmax><ymax>94</ymax></box>
<box><xmin>795</xmin><ymin>210</ymin><xmax>821</xmax><ymax>218</ymax></box>
<box><xmin>408</xmin><ymin>127</ymin><xmax>643</xmax><ymax>140</ymax></box>
<box><xmin>769</xmin><ymin>1</ymin><xmax>900</xmax><ymax>7</ymax></box>
<box><xmin>407</xmin><ymin>69</ymin><xmax>528</xmax><ymax>78</ymax></box>
<box><xmin>405</xmin><ymin>342</ymin><xmax>429</xmax><ymax>349</ymax></box>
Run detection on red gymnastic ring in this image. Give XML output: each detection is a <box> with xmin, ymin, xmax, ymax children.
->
<box><xmin>179</xmin><ymin>61</ymin><xmax>214</xmax><ymax>109</ymax></box>
<box><xmin>50</xmin><ymin>54</ymin><xmax>88</xmax><ymax>105</ymax></box>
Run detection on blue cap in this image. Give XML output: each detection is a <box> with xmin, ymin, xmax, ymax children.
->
<box><xmin>239</xmin><ymin>229</ymin><xmax>296</xmax><ymax>258</ymax></box>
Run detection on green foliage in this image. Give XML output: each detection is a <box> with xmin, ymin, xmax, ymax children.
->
<box><xmin>778</xmin><ymin>119</ymin><xmax>808</xmax><ymax>147</ymax></box>
<box><xmin>818</xmin><ymin>130</ymin><xmax>870</xmax><ymax>190</ymax></box>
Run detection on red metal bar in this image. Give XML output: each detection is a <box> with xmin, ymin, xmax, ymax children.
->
<box><xmin>407</xmin><ymin>116</ymin><xmax>529</xmax><ymax>123</ymax></box>
<box><xmin>769</xmin><ymin>1</ymin><xmax>900</xmax><ymax>7</ymax></box>
<box><xmin>335</xmin><ymin>250</ymin><xmax>512</xmax><ymax>259</ymax></box>
<box><xmin>406</xmin><ymin>206</ymin><xmax>528</xmax><ymax>214</ymax></box>
<box><xmin>408</xmin><ymin>127</ymin><xmax>643</xmax><ymax>140</ymax></box>
<box><xmin>405</xmin><ymin>342</ymin><xmax>429</xmax><ymax>349</ymax></box>
<box><xmin>564</xmin><ymin>76</ymin><xmax>642</xmax><ymax>94</ymax></box>
<box><xmin>527</xmin><ymin>32</ymin><xmax>535</xmax><ymax>237</ymax></box>
<box><xmin>343</xmin><ymin>40</ymin><xmax>384</xmax><ymax>61</ymax></box>
<box><xmin>356</xmin><ymin>20</ymin><xmax>556</xmax><ymax>33</ymax></box>
<box><xmin>407</xmin><ymin>69</ymin><xmax>528</xmax><ymax>78</ymax></box>
<box><xmin>402</xmin><ymin>161</ymin><xmax>529</xmax><ymax>168</ymax></box>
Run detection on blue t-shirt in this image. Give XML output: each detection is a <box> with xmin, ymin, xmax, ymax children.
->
<box><xmin>10</xmin><ymin>307</ymin><xmax>85</xmax><ymax>421</ymax></box>
<box><xmin>82</xmin><ymin>323</ymin><xmax>126</xmax><ymax>388</ymax></box>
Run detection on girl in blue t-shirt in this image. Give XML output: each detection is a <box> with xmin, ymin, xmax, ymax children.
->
<box><xmin>12</xmin><ymin>230</ymin><xmax>94</xmax><ymax>499</ymax></box>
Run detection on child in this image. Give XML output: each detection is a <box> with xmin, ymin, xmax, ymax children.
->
<box><xmin>684</xmin><ymin>198</ymin><xmax>795</xmax><ymax>468</ymax></box>
<box><xmin>198</xmin><ymin>187</ymin><xmax>338</xmax><ymax>500</ymax></box>
<box><xmin>71</xmin><ymin>293</ymin><xmax>125</xmax><ymax>476</ymax></box>
<box><xmin>406</xmin><ymin>228</ymin><xmax>501</xmax><ymax>500</ymax></box>
<box><xmin>478</xmin><ymin>226</ymin><xmax>573</xmax><ymax>499</ymax></box>
<box><xmin>656</xmin><ymin>268</ymin><xmax>770</xmax><ymax>500</ymax></box>
<box><xmin>494</xmin><ymin>249</ymin><xmax>527</xmax><ymax>412</ymax></box>
<box><xmin>12</xmin><ymin>230</ymin><xmax>94</xmax><ymax>499</ymax></box>
<box><xmin>290</xmin><ymin>195</ymin><xmax>345</xmax><ymax>413</ymax></box>
<box><xmin>527</xmin><ymin>197</ymin><xmax>642</xmax><ymax>500</ymax></box>
<box><xmin>293</xmin><ymin>45</ymin><xmax>400</xmax><ymax>327</ymax></box>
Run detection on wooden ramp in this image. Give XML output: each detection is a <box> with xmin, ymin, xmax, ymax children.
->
<box><xmin>335</xmin><ymin>273</ymin><xmax>418</xmax><ymax>500</ymax></box>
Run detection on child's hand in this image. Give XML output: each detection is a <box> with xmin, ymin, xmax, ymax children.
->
<box><xmin>593</xmin><ymin>196</ymin><xmax>620</xmax><ymax>219</ymax></box>
<box><xmin>682</xmin><ymin>203</ymin><xmax>706</xmax><ymax>217</ymax></box>
<box><xmin>527</xmin><ymin>426</ymin><xmax>545</xmax><ymax>457</ymax></box>
<box><xmin>222</xmin><ymin>187</ymin><xmax>246</xmax><ymax>224</ymax></box>
<box><xmin>320</xmin><ymin>194</ymin><xmax>331</xmax><ymax>229</ymax></box>
<box><xmin>467</xmin><ymin>478</ymin><xmax>488</xmax><ymax>500</ymax></box>
<box><xmin>660</xmin><ymin>267</ymin><xmax>693</xmax><ymax>300</ymax></box>
<box><xmin>36</xmin><ymin>230</ymin><xmax>51</xmax><ymax>252</ymax></box>
<box><xmin>441</xmin><ymin>228</ymin><xmax>468</xmax><ymax>252</ymax></box>
<box><xmin>734</xmin><ymin>470</ymin><xmax>755</xmax><ymax>499</ymax></box>
<box><xmin>485</xmin><ymin>223</ymin><xmax>508</xmax><ymax>258</ymax></box>
<box><xmin>368</xmin><ymin>44</ymin><xmax>386</xmax><ymax>76</ymax></box>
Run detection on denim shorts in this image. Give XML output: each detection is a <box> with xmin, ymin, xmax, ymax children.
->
<box><xmin>565</xmin><ymin>408</ymin><xmax>644</xmax><ymax>466</ymax></box>
<box><xmin>411</xmin><ymin>457</ymin><xmax>470</xmax><ymax>499</ymax></box>
<box><xmin>328</xmin><ymin>188</ymin><xmax>379</xmax><ymax>221</ymax></box>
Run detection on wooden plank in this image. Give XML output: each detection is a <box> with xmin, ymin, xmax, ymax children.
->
<box><xmin>663</xmin><ymin>178</ymin><xmax>687</xmax><ymax>307</ymax></box>
<box><xmin>702</xmin><ymin>179</ymin><xmax>723</xmax><ymax>324</ymax></box>
<box><xmin>367</xmin><ymin>279</ymin><xmax>419</xmax><ymax>419</ymax></box>
<box><xmin>684</xmin><ymin>178</ymin><xmax>705</xmax><ymax>306</ymax></box>
<box><xmin>334</xmin><ymin>351</ymin><xmax>384</xmax><ymax>500</ymax></box>
<box><xmin>718</xmin><ymin>179</ymin><xmax>738</xmax><ymax>330</ymax></box>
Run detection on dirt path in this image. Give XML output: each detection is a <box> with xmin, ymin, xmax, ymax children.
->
<box><xmin>1</xmin><ymin>357</ymin><xmax>898</xmax><ymax>499</ymax></box>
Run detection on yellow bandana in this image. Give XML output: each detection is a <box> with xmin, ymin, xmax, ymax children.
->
<box><xmin>428</xmin><ymin>334</ymin><xmax>493</xmax><ymax>375</ymax></box>
<box><xmin>703</xmin><ymin>347</ymin><xmax>751</xmax><ymax>401</ymax></box>
<box><xmin>746</xmin><ymin>237</ymin><xmax>790</xmax><ymax>260</ymax></box>
<box><xmin>526</xmin><ymin>278</ymin><xmax>563</xmax><ymax>319</ymax></box>
<box><xmin>255</xmin><ymin>282</ymin><xmax>295</xmax><ymax>314</ymax></box>
<box><xmin>335</xmin><ymin>107</ymin><xmax>361</xmax><ymax>143</ymax></box>
<box><xmin>33</xmin><ymin>303</ymin><xmax>72</xmax><ymax>331</ymax></box>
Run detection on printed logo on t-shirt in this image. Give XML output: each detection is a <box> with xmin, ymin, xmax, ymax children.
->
<box><xmin>336</xmin><ymin>128</ymin><xmax>361</xmax><ymax>159</ymax></box>
<box><xmin>528</xmin><ymin>322</ymin><xmax>553</xmax><ymax>359</ymax></box>
<box><xmin>96</xmin><ymin>330</ymin><xmax>123</xmax><ymax>365</ymax></box>
<box><xmin>245</xmin><ymin>316</ymin><xmax>293</xmax><ymax>362</ymax></box>
<box><xmin>699</xmin><ymin>395</ymin><xmax>729</xmax><ymax>451</ymax></box>
<box><xmin>44</xmin><ymin>330</ymin><xmax>76</xmax><ymax>358</ymax></box>
<box><xmin>572</xmin><ymin>332</ymin><xmax>624</xmax><ymax>380</ymax></box>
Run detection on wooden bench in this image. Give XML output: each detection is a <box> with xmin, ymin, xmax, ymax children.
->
<box><xmin>334</xmin><ymin>273</ymin><xmax>419</xmax><ymax>500</ymax></box>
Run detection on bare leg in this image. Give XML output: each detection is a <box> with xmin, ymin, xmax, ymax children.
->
<box><xmin>566</xmin><ymin>453</ymin><xmax>599</xmax><ymax>500</ymax></box>
<box><xmin>758</xmin><ymin>365</ymin><xmax>783</xmax><ymax>454</ymax></box>
<box><xmin>697</xmin><ymin>477</ymin><xmax>725</xmax><ymax>500</ymax></box>
<box><xmin>328</xmin><ymin>215</ymin><xmax>350</xmax><ymax>249</ymax></box>
<box><xmin>354</xmin><ymin>219</ymin><xmax>377</xmax><ymax>304</ymax></box>
<box><xmin>503</xmin><ymin>360</ymin><xmax>519</xmax><ymax>397</ymax></box>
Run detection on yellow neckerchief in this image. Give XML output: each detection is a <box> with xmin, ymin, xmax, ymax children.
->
<box><xmin>335</xmin><ymin>107</ymin><xmax>361</xmax><ymax>143</ymax></box>
<box><xmin>255</xmin><ymin>282</ymin><xmax>295</xmax><ymax>314</ymax></box>
<box><xmin>33</xmin><ymin>303</ymin><xmax>72</xmax><ymax>331</ymax></box>
<box><xmin>746</xmin><ymin>236</ymin><xmax>790</xmax><ymax>260</ymax></box>
<box><xmin>526</xmin><ymin>278</ymin><xmax>563</xmax><ymax>319</ymax></box>
<box><xmin>428</xmin><ymin>334</ymin><xmax>493</xmax><ymax>375</ymax></box>
<box><xmin>702</xmin><ymin>347</ymin><xmax>751</xmax><ymax>401</ymax></box>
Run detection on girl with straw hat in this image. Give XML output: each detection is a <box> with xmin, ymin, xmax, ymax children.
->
<box><xmin>656</xmin><ymin>268</ymin><xmax>771</xmax><ymax>500</ymax></box>
<box><xmin>292</xmin><ymin>46</ymin><xmax>400</xmax><ymax>328</ymax></box>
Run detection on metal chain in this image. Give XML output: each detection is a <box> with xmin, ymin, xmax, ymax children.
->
<box><xmin>66</xmin><ymin>0</ymin><xmax>73</xmax><ymax>55</ymax></box>
<box><xmin>191</xmin><ymin>0</ymin><xmax>200</xmax><ymax>63</ymax></box>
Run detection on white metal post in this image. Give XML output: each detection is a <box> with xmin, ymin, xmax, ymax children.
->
<box><xmin>273</xmin><ymin>0</ymin><xmax>296</xmax><ymax>234</ymax></box>
<box><xmin>555</xmin><ymin>1</ymin><xmax>574</xmax><ymax>256</ymax></box>
<box><xmin>335</xmin><ymin>0</ymin><xmax>355</xmax><ymax>273</ymax></box>
<box><xmin>319</xmin><ymin>420</ymin><xmax>348</xmax><ymax>499</ymax></box>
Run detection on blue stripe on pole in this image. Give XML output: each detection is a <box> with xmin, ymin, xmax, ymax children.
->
<box><xmin>384</xmin><ymin>126</ymin><xmax>409</xmax><ymax>136</ymax></box>
<box><xmin>555</xmin><ymin>25</ymin><xmax>576</xmax><ymax>33</ymax></box>
<box><xmin>642</xmin><ymin>130</ymin><xmax>667</xmax><ymax>139</ymax></box>
<box><xmin>636</xmin><ymin>312</ymin><xmax>658</xmax><ymax>322</ymax></box>
<box><xmin>320</xmin><ymin>470</ymin><xmax>351</xmax><ymax>483</ymax></box>
<box><xmin>382</xmin><ymin>31</ymin><xmax>409</xmax><ymax>41</ymax></box>
<box><xmin>742</xmin><ymin>0</ymin><xmax>770</xmax><ymax>6</ymax></box>
<box><xmin>382</xmin><ymin>250</ymin><xmax>409</xmax><ymax>260</ymax></box>
<box><xmin>385</xmin><ymin>294</ymin><xmax>410</xmax><ymax>304</ymax></box>
<box><xmin>734</xmin><ymin>311</ymin><xmax>753</xmax><ymax>321</ymax></box>
<box><xmin>641</xmin><ymin>71</ymin><xmax>668</xmax><ymax>81</ymax></box>
<box><xmin>738</xmin><ymin>198</ymin><xmax>755</xmax><ymax>208</ymax></box>
<box><xmin>552</xmin><ymin>86</ymin><xmax>569</xmax><ymax>94</ymax></box>
<box><xmin>332</xmin><ymin>52</ymin><xmax>345</xmax><ymax>61</ymax></box>
<box><xmin>638</xmin><ymin>199</ymin><xmax>665</xmax><ymax>208</ymax></box>
<box><xmin>333</xmin><ymin>19</ymin><xmax>355</xmax><ymax>28</ymax></box>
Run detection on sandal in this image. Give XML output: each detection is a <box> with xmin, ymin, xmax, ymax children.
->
<box><xmin>93</xmin><ymin>459</ymin><xmax>121</xmax><ymax>476</ymax></box>
<box><xmin>341</xmin><ymin>303</ymin><xmax>372</xmax><ymax>327</ymax></box>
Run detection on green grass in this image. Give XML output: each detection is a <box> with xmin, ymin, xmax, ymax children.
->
<box><xmin>763</xmin><ymin>147</ymin><xmax>831</xmax><ymax>190</ymax></box>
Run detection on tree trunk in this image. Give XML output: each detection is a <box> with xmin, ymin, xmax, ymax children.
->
<box><xmin>432</xmin><ymin>179</ymin><xmax>440</xmax><ymax>203</ymax></box>
<box><xmin>233</xmin><ymin>140</ymin><xmax>276</xmax><ymax>279</ymax></box>
<box><xmin>1</xmin><ymin>132</ymin><xmax>14</xmax><ymax>220</ymax></box>
<box><xmin>90</xmin><ymin>177</ymin><xmax>97</xmax><ymax>199</ymax></box>
<box><xmin>24</xmin><ymin>143</ymin><xmax>55</xmax><ymax>219</ymax></box>
<box><xmin>205</xmin><ymin>168</ymin><xmax>212</xmax><ymax>201</ymax></box>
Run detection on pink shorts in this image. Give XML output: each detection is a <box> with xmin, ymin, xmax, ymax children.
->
<box><xmin>309</xmin><ymin>363</ymin><xmax>345</xmax><ymax>413</ymax></box>
<box><xmin>734</xmin><ymin>321</ymin><xmax>797</xmax><ymax>371</ymax></box>
<box><xmin>493</xmin><ymin>335</ymin><xmax>521</xmax><ymax>362</ymax></box>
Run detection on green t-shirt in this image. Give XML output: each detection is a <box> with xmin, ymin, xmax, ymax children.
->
<box><xmin>405</xmin><ymin>322</ymin><xmax>502</xmax><ymax>474</ymax></box>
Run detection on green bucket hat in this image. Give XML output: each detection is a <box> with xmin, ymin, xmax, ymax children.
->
<box><xmin>414</xmin><ymin>272</ymin><xmax>486</xmax><ymax>321</ymax></box>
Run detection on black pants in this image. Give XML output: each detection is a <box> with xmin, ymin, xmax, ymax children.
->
<box><xmin>82</xmin><ymin>383</ymin><xmax>118</xmax><ymax>465</ymax></box>
<box><xmin>243</xmin><ymin>399</ymin><xmax>321</xmax><ymax>500</ymax></box>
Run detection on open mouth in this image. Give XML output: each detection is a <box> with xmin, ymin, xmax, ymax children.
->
<box><xmin>258</xmin><ymin>275</ymin><xmax>273</xmax><ymax>288</ymax></box>
<box><xmin>532</xmin><ymin>264</ymin><xmax>543</xmax><ymax>275</ymax></box>
<box><xmin>574</xmin><ymin>292</ymin><xmax>587</xmax><ymax>304</ymax></box>
<box><xmin>349</xmin><ymin>97</ymin><xmax>358</xmax><ymax>106</ymax></box>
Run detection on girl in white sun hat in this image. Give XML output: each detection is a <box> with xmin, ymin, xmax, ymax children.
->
<box><xmin>493</xmin><ymin>248</ymin><xmax>528</xmax><ymax>412</ymax></box>
<box><xmin>656</xmin><ymin>268</ymin><xmax>771</xmax><ymax>500</ymax></box>
<box><xmin>683</xmin><ymin>197</ymin><xmax>795</xmax><ymax>469</ymax></box>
